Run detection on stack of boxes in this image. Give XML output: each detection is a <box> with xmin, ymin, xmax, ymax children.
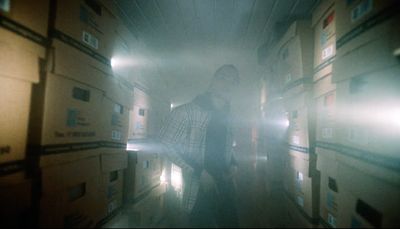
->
<box><xmin>312</xmin><ymin>0</ymin><xmax>338</xmax><ymax>228</ymax></box>
<box><xmin>318</xmin><ymin>0</ymin><xmax>400</xmax><ymax>227</ymax></box>
<box><xmin>0</xmin><ymin>0</ymin><xmax>49</xmax><ymax>227</ymax></box>
<box><xmin>274</xmin><ymin>20</ymin><xmax>320</xmax><ymax>227</ymax></box>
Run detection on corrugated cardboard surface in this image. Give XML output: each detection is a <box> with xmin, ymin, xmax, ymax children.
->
<box><xmin>30</xmin><ymin>73</ymin><xmax>104</xmax><ymax>146</ymax></box>
<box><xmin>284</xmin><ymin>191</ymin><xmax>319</xmax><ymax>228</ymax></box>
<box><xmin>276</xmin><ymin>20</ymin><xmax>314</xmax><ymax>90</ymax></box>
<box><xmin>316</xmin><ymin>148</ymin><xmax>340</xmax><ymax>228</ymax></box>
<box><xmin>333</xmin><ymin>7</ymin><xmax>400</xmax><ymax>82</ymax></box>
<box><xmin>0</xmin><ymin>76</ymin><xmax>31</xmax><ymax>164</ymax></box>
<box><xmin>40</xmin><ymin>156</ymin><xmax>103</xmax><ymax>228</ymax></box>
<box><xmin>0</xmin><ymin>0</ymin><xmax>49</xmax><ymax>36</ymax></box>
<box><xmin>0</xmin><ymin>28</ymin><xmax>45</xmax><ymax>83</ymax></box>
<box><xmin>99</xmin><ymin>170</ymin><xmax>124</xmax><ymax>220</ymax></box>
<box><xmin>129</xmin><ymin>105</ymin><xmax>149</xmax><ymax>140</ymax></box>
<box><xmin>336</xmin><ymin>161</ymin><xmax>400</xmax><ymax>228</ymax></box>
<box><xmin>312</xmin><ymin>2</ymin><xmax>336</xmax><ymax>74</ymax></box>
<box><xmin>314</xmin><ymin>75</ymin><xmax>337</xmax><ymax>144</ymax></box>
<box><xmin>53</xmin><ymin>0</ymin><xmax>118</xmax><ymax>59</ymax></box>
<box><xmin>101</xmin><ymin>97</ymin><xmax>130</xmax><ymax>144</ymax></box>
<box><xmin>124</xmin><ymin>150</ymin><xmax>162</xmax><ymax>203</ymax></box>
<box><xmin>335</xmin><ymin>66</ymin><xmax>400</xmax><ymax>160</ymax></box>
<box><xmin>0</xmin><ymin>171</ymin><xmax>32</xmax><ymax>228</ymax></box>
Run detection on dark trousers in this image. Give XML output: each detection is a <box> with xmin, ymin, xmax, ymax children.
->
<box><xmin>189</xmin><ymin>179</ymin><xmax>239</xmax><ymax>228</ymax></box>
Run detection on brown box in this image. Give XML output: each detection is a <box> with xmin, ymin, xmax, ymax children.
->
<box><xmin>52</xmin><ymin>0</ymin><xmax>118</xmax><ymax>60</ymax></box>
<box><xmin>129</xmin><ymin>105</ymin><xmax>149</xmax><ymax>140</ymax></box>
<box><xmin>39</xmin><ymin>156</ymin><xmax>103</xmax><ymax>228</ymax></box>
<box><xmin>0</xmin><ymin>76</ymin><xmax>32</xmax><ymax>164</ymax></box>
<box><xmin>312</xmin><ymin>0</ymin><xmax>336</xmax><ymax>81</ymax></box>
<box><xmin>0</xmin><ymin>0</ymin><xmax>49</xmax><ymax>36</ymax></box>
<box><xmin>316</xmin><ymin>147</ymin><xmax>340</xmax><ymax>228</ymax></box>
<box><xmin>335</xmin><ymin>66</ymin><xmax>400</xmax><ymax>161</ymax></box>
<box><xmin>284</xmin><ymin>191</ymin><xmax>320</xmax><ymax>228</ymax></box>
<box><xmin>333</xmin><ymin>1</ymin><xmax>400</xmax><ymax>82</ymax></box>
<box><xmin>128</xmin><ymin>183</ymin><xmax>167</xmax><ymax>227</ymax></box>
<box><xmin>313</xmin><ymin>75</ymin><xmax>337</xmax><ymax>145</ymax></box>
<box><xmin>99</xmin><ymin>152</ymin><xmax>128</xmax><ymax>220</ymax></box>
<box><xmin>0</xmin><ymin>171</ymin><xmax>32</xmax><ymax>228</ymax></box>
<box><xmin>284</xmin><ymin>91</ymin><xmax>315</xmax><ymax>161</ymax></box>
<box><xmin>29</xmin><ymin>73</ymin><xmax>104</xmax><ymax>167</ymax></box>
<box><xmin>124</xmin><ymin>150</ymin><xmax>162</xmax><ymax>203</ymax></box>
<box><xmin>276</xmin><ymin>20</ymin><xmax>314</xmax><ymax>92</ymax></box>
<box><xmin>336</xmin><ymin>161</ymin><xmax>400</xmax><ymax>228</ymax></box>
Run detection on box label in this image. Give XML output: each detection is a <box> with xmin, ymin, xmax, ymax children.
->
<box><xmin>292</xmin><ymin>135</ymin><xmax>300</xmax><ymax>145</ymax></box>
<box><xmin>67</xmin><ymin>109</ymin><xmax>91</xmax><ymax>127</ymax></box>
<box><xmin>351</xmin><ymin>0</ymin><xmax>373</xmax><ymax>23</ymax></box>
<box><xmin>328</xmin><ymin>213</ymin><xmax>337</xmax><ymax>228</ymax></box>
<box><xmin>296</xmin><ymin>196</ymin><xmax>304</xmax><ymax>207</ymax></box>
<box><xmin>111</xmin><ymin>130</ymin><xmax>122</xmax><ymax>140</ymax></box>
<box><xmin>322</xmin><ymin>44</ymin><xmax>334</xmax><ymax>60</ymax></box>
<box><xmin>114</xmin><ymin>104</ymin><xmax>123</xmax><ymax>114</ymax></box>
<box><xmin>326</xmin><ymin>191</ymin><xmax>336</xmax><ymax>210</ymax></box>
<box><xmin>0</xmin><ymin>0</ymin><xmax>10</xmax><ymax>12</ymax></box>
<box><xmin>0</xmin><ymin>145</ymin><xmax>11</xmax><ymax>155</ymax></box>
<box><xmin>82</xmin><ymin>31</ymin><xmax>99</xmax><ymax>50</ymax></box>
<box><xmin>322</xmin><ymin>127</ymin><xmax>333</xmax><ymax>139</ymax></box>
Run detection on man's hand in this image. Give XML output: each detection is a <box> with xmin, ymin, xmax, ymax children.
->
<box><xmin>200</xmin><ymin>170</ymin><xmax>216</xmax><ymax>193</ymax></box>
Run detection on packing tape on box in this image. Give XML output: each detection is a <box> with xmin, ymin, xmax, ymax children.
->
<box><xmin>29</xmin><ymin>141</ymin><xmax>127</xmax><ymax>156</ymax></box>
<box><xmin>0</xmin><ymin>160</ymin><xmax>26</xmax><ymax>176</ymax></box>
<box><xmin>0</xmin><ymin>14</ymin><xmax>48</xmax><ymax>47</ymax></box>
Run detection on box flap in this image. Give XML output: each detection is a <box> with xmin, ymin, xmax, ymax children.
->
<box><xmin>0</xmin><ymin>28</ymin><xmax>45</xmax><ymax>83</ymax></box>
<box><xmin>100</xmin><ymin>152</ymin><xmax>128</xmax><ymax>172</ymax></box>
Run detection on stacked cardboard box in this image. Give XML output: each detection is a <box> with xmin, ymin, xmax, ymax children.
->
<box><xmin>129</xmin><ymin>86</ymin><xmax>151</xmax><ymax>140</ymax></box>
<box><xmin>23</xmin><ymin>1</ymin><xmax>134</xmax><ymax>227</ymax></box>
<box><xmin>0</xmin><ymin>0</ymin><xmax>49</xmax><ymax>226</ymax></box>
<box><xmin>98</xmin><ymin>153</ymin><xmax>128</xmax><ymax>222</ymax></box>
<box><xmin>126</xmin><ymin>183</ymin><xmax>167</xmax><ymax>227</ymax></box>
<box><xmin>316</xmin><ymin>0</ymin><xmax>400</xmax><ymax>228</ymax></box>
<box><xmin>276</xmin><ymin>19</ymin><xmax>319</xmax><ymax>225</ymax></box>
<box><xmin>124</xmin><ymin>148</ymin><xmax>163</xmax><ymax>204</ymax></box>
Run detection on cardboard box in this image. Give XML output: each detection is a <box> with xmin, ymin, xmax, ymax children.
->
<box><xmin>124</xmin><ymin>150</ymin><xmax>162</xmax><ymax>203</ymax></box>
<box><xmin>0</xmin><ymin>171</ymin><xmax>32</xmax><ymax>228</ymax></box>
<box><xmin>336</xmin><ymin>161</ymin><xmax>400</xmax><ymax>228</ymax></box>
<box><xmin>101</xmin><ymin>96</ymin><xmax>130</xmax><ymax>145</ymax></box>
<box><xmin>52</xmin><ymin>0</ymin><xmax>118</xmax><ymax>61</ymax></box>
<box><xmin>335</xmin><ymin>66</ymin><xmax>400</xmax><ymax>160</ymax></box>
<box><xmin>316</xmin><ymin>148</ymin><xmax>340</xmax><ymax>228</ymax></box>
<box><xmin>0</xmin><ymin>28</ymin><xmax>45</xmax><ymax>83</ymax></box>
<box><xmin>314</xmin><ymin>75</ymin><xmax>337</xmax><ymax>144</ymax></box>
<box><xmin>276</xmin><ymin>20</ymin><xmax>314</xmax><ymax>92</ymax></box>
<box><xmin>39</xmin><ymin>156</ymin><xmax>103</xmax><ymax>228</ymax></box>
<box><xmin>127</xmin><ymin>183</ymin><xmax>167</xmax><ymax>227</ymax></box>
<box><xmin>129</xmin><ymin>105</ymin><xmax>149</xmax><ymax>140</ymax></box>
<box><xmin>284</xmin><ymin>191</ymin><xmax>320</xmax><ymax>228</ymax></box>
<box><xmin>284</xmin><ymin>91</ymin><xmax>316</xmax><ymax>161</ymax></box>
<box><xmin>284</xmin><ymin>157</ymin><xmax>320</xmax><ymax>220</ymax></box>
<box><xmin>0</xmin><ymin>76</ymin><xmax>32</xmax><ymax>164</ymax></box>
<box><xmin>99</xmin><ymin>152</ymin><xmax>128</xmax><ymax>220</ymax></box>
<box><xmin>0</xmin><ymin>0</ymin><xmax>49</xmax><ymax>37</ymax></box>
<box><xmin>29</xmin><ymin>73</ymin><xmax>104</xmax><ymax>145</ymax></box>
<box><xmin>333</xmin><ymin>1</ymin><xmax>400</xmax><ymax>82</ymax></box>
<box><xmin>312</xmin><ymin>0</ymin><xmax>336</xmax><ymax>81</ymax></box>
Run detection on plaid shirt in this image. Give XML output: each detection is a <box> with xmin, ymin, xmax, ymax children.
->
<box><xmin>158</xmin><ymin>95</ymin><xmax>236</xmax><ymax>213</ymax></box>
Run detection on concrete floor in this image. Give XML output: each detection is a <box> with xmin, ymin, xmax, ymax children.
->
<box><xmin>102</xmin><ymin>157</ymin><xmax>286</xmax><ymax>228</ymax></box>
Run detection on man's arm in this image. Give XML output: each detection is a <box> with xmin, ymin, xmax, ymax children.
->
<box><xmin>158</xmin><ymin>106</ymin><xmax>202</xmax><ymax>177</ymax></box>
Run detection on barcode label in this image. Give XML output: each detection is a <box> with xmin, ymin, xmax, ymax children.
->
<box><xmin>111</xmin><ymin>130</ymin><xmax>122</xmax><ymax>140</ymax></box>
<box><xmin>351</xmin><ymin>0</ymin><xmax>373</xmax><ymax>23</ymax></box>
<box><xmin>82</xmin><ymin>31</ymin><xmax>99</xmax><ymax>49</ymax></box>
<box><xmin>322</xmin><ymin>127</ymin><xmax>333</xmax><ymax>139</ymax></box>
<box><xmin>0</xmin><ymin>0</ymin><xmax>10</xmax><ymax>12</ymax></box>
<box><xmin>322</xmin><ymin>45</ymin><xmax>334</xmax><ymax>60</ymax></box>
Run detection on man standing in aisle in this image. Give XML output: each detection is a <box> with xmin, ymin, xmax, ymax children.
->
<box><xmin>158</xmin><ymin>64</ymin><xmax>240</xmax><ymax>228</ymax></box>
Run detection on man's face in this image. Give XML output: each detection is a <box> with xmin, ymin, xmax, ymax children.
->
<box><xmin>211</xmin><ymin>74</ymin><xmax>239</xmax><ymax>103</ymax></box>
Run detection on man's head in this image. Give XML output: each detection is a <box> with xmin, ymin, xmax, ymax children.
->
<box><xmin>208</xmin><ymin>64</ymin><xmax>240</xmax><ymax>108</ymax></box>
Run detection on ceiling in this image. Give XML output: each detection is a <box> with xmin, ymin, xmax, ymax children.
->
<box><xmin>112</xmin><ymin>0</ymin><xmax>319</xmax><ymax>105</ymax></box>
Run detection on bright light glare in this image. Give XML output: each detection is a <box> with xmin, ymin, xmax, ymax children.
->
<box><xmin>171</xmin><ymin>163</ymin><xmax>182</xmax><ymax>191</ymax></box>
<box><xmin>160</xmin><ymin>169</ymin><xmax>166</xmax><ymax>183</ymax></box>
<box><xmin>111</xmin><ymin>57</ymin><xmax>117</xmax><ymax>68</ymax></box>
